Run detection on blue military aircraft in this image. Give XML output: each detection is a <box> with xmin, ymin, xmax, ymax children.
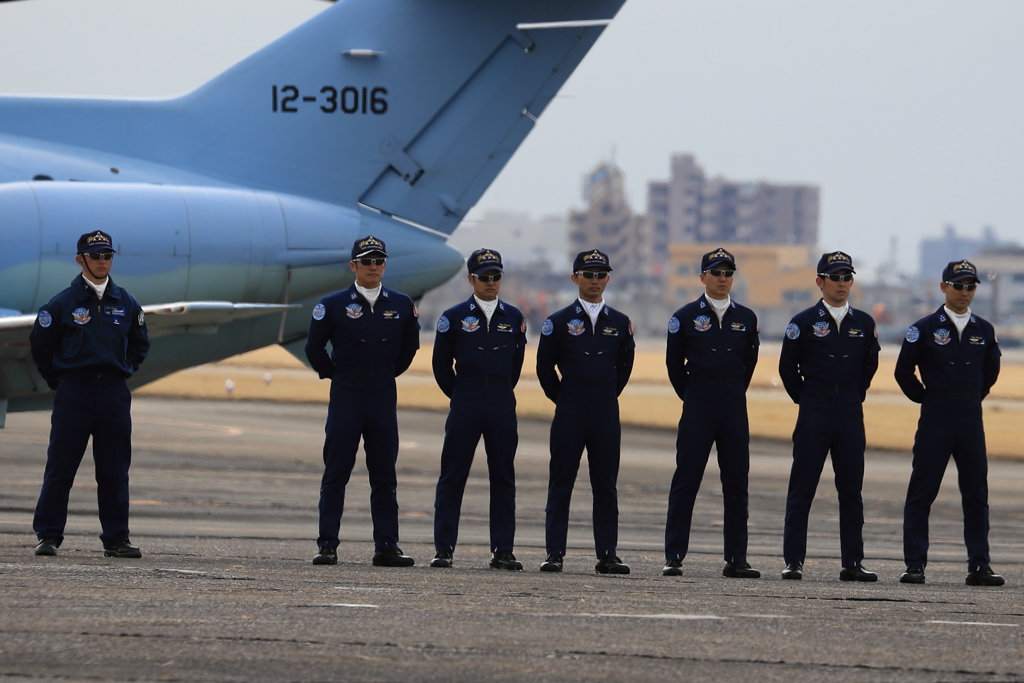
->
<box><xmin>0</xmin><ymin>0</ymin><xmax>628</xmax><ymax>426</ymax></box>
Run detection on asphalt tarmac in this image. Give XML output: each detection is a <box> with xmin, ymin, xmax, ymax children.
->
<box><xmin>2</xmin><ymin>397</ymin><xmax>1023</xmax><ymax>682</ymax></box>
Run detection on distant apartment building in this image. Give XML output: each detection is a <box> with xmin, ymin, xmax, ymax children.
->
<box><xmin>568</xmin><ymin>162</ymin><xmax>651</xmax><ymax>285</ymax></box>
<box><xmin>918</xmin><ymin>225</ymin><xmax>998</xmax><ymax>278</ymax></box>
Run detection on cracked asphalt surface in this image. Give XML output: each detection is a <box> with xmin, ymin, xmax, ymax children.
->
<box><xmin>2</xmin><ymin>397</ymin><xmax>1023</xmax><ymax>682</ymax></box>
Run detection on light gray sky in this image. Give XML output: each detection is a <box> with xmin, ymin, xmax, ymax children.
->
<box><xmin>2</xmin><ymin>0</ymin><xmax>1022</xmax><ymax>272</ymax></box>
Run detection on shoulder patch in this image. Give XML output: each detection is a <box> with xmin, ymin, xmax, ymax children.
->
<box><xmin>628</xmin><ymin>320</ymin><xmax>634</xmax><ymax>336</ymax></box>
<box><xmin>413</xmin><ymin>304</ymin><xmax>419</xmax><ymax>318</ymax></box>
<box><xmin>436</xmin><ymin>315</ymin><xmax>450</xmax><ymax>333</ymax></box>
<box><xmin>668</xmin><ymin>316</ymin><xmax>680</xmax><ymax>335</ymax></box>
<box><xmin>785</xmin><ymin>322</ymin><xmax>800</xmax><ymax>340</ymax></box>
<box><xmin>541</xmin><ymin>319</ymin><xmax>554</xmax><ymax>336</ymax></box>
<box><xmin>138</xmin><ymin>310</ymin><xmax>145</xmax><ymax>327</ymax></box>
<box><xmin>312</xmin><ymin>303</ymin><xmax>326</xmax><ymax>321</ymax></box>
<box><xmin>905</xmin><ymin>326</ymin><xmax>919</xmax><ymax>343</ymax></box>
<box><xmin>37</xmin><ymin>310</ymin><xmax>52</xmax><ymax>328</ymax></box>
<box><xmin>521</xmin><ymin>318</ymin><xmax>527</xmax><ymax>334</ymax></box>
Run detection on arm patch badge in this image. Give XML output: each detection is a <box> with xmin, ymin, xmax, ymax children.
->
<box><xmin>785</xmin><ymin>323</ymin><xmax>800</xmax><ymax>340</ymax></box>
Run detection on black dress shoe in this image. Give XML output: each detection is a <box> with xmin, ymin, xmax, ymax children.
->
<box><xmin>539</xmin><ymin>554</ymin><xmax>563</xmax><ymax>572</ymax></box>
<box><xmin>839</xmin><ymin>564</ymin><xmax>877</xmax><ymax>582</ymax></box>
<box><xmin>781</xmin><ymin>563</ymin><xmax>803</xmax><ymax>580</ymax></box>
<box><xmin>103</xmin><ymin>539</ymin><xmax>142</xmax><ymax>558</ymax></box>
<box><xmin>372</xmin><ymin>547</ymin><xmax>415</xmax><ymax>567</ymax></box>
<box><xmin>312</xmin><ymin>547</ymin><xmax>338</xmax><ymax>565</ymax></box>
<box><xmin>966</xmin><ymin>567</ymin><xmax>1005</xmax><ymax>586</ymax></box>
<box><xmin>34</xmin><ymin>538</ymin><xmax>59</xmax><ymax>556</ymax></box>
<box><xmin>723</xmin><ymin>561</ymin><xmax>761</xmax><ymax>578</ymax></box>
<box><xmin>900</xmin><ymin>565</ymin><xmax>925</xmax><ymax>584</ymax></box>
<box><xmin>595</xmin><ymin>556</ymin><xmax>630</xmax><ymax>575</ymax></box>
<box><xmin>429</xmin><ymin>550</ymin><xmax>453</xmax><ymax>568</ymax></box>
<box><xmin>663</xmin><ymin>559</ymin><xmax>683</xmax><ymax>576</ymax></box>
<box><xmin>489</xmin><ymin>551</ymin><xmax>523</xmax><ymax>571</ymax></box>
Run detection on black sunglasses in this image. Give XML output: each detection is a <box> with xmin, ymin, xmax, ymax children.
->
<box><xmin>83</xmin><ymin>252</ymin><xmax>114</xmax><ymax>261</ymax></box>
<box><xmin>356</xmin><ymin>257</ymin><xmax>386</xmax><ymax>266</ymax></box>
<box><xmin>945</xmin><ymin>281</ymin><xmax>977</xmax><ymax>291</ymax></box>
<box><xmin>575</xmin><ymin>271</ymin><xmax>608</xmax><ymax>280</ymax></box>
<box><xmin>472</xmin><ymin>273</ymin><xmax>502</xmax><ymax>283</ymax></box>
<box><xmin>704</xmin><ymin>268</ymin><xmax>734</xmax><ymax>277</ymax></box>
<box><xmin>818</xmin><ymin>273</ymin><xmax>853</xmax><ymax>282</ymax></box>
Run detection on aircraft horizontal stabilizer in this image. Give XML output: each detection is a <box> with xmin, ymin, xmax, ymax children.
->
<box><xmin>142</xmin><ymin>302</ymin><xmax>299</xmax><ymax>339</ymax></box>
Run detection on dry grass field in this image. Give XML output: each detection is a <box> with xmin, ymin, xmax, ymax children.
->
<box><xmin>137</xmin><ymin>343</ymin><xmax>1024</xmax><ymax>459</ymax></box>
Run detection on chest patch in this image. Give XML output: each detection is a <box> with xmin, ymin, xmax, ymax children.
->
<box><xmin>847</xmin><ymin>328</ymin><xmax>864</xmax><ymax>338</ymax></box>
<box><xmin>345</xmin><ymin>303</ymin><xmax>363</xmax><ymax>319</ymax></box>
<box><xmin>72</xmin><ymin>307</ymin><xmax>91</xmax><ymax>326</ymax></box>
<box><xmin>693</xmin><ymin>315</ymin><xmax>712</xmax><ymax>332</ymax></box>
<box><xmin>382</xmin><ymin>310</ymin><xmax>400</xmax><ymax>320</ymax></box>
<box><xmin>731</xmin><ymin>321</ymin><xmax>747</xmax><ymax>332</ymax></box>
<box><xmin>811</xmin><ymin>321</ymin><xmax>831</xmax><ymax>338</ymax></box>
<box><xmin>496</xmin><ymin>323</ymin><xmax>514</xmax><ymax>333</ymax></box>
<box><xmin>933</xmin><ymin>328</ymin><xmax>952</xmax><ymax>346</ymax></box>
<box><xmin>104</xmin><ymin>306</ymin><xmax>126</xmax><ymax>317</ymax></box>
<box><xmin>601</xmin><ymin>327</ymin><xmax>619</xmax><ymax>336</ymax></box>
<box><xmin>567</xmin><ymin>319</ymin><xmax>586</xmax><ymax>336</ymax></box>
<box><xmin>968</xmin><ymin>335</ymin><xmax>986</xmax><ymax>345</ymax></box>
<box><xmin>461</xmin><ymin>316</ymin><xmax>481</xmax><ymax>332</ymax></box>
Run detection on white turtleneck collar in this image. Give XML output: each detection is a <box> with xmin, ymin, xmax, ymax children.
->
<box><xmin>578</xmin><ymin>298</ymin><xmax>604</xmax><ymax>327</ymax></box>
<box><xmin>823</xmin><ymin>300</ymin><xmax>849</xmax><ymax>326</ymax></box>
<box><xmin>943</xmin><ymin>305</ymin><xmax>971</xmax><ymax>337</ymax></box>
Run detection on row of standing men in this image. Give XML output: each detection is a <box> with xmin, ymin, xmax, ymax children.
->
<box><xmin>27</xmin><ymin>233</ymin><xmax>1003</xmax><ymax>587</ymax></box>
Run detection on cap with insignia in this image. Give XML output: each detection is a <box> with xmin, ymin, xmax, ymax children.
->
<box><xmin>701</xmin><ymin>247</ymin><xmax>736</xmax><ymax>272</ymax></box>
<box><xmin>351</xmin><ymin>235</ymin><xmax>388</xmax><ymax>260</ymax></box>
<box><xmin>77</xmin><ymin>230</ymin><xmax>116</xmax><ymax>255</ymax></box>
<box><xmin>816</xmin><ymin>251</ymin><xmax>855</xmax><ymax>275</ymax></box>
<box><xmin>467</xmin><ymin>248</ymin><xmax>503</xmax><ymax>274</ymax></box>
<box><xmin>942</xmin><ymin>259</ymin><xmax>979</xmax><ymax>283</ymax></box>
<box><xmin>572</xmin><ymin>249</ymin><xmax>612</xmax><ymax>272</ymax></box>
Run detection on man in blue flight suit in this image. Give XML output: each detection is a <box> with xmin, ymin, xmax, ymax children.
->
<box><xmin>663</xmin><ymin>248</ymin><xmax>761</xmax><ymax>579</ymax></box>
<box><xmin>896</xmin><ymin>260</ymin><xmax>1003</xmax><ymax>586</ymax></box>
<box><xmin>537</xmin><ymin>249</ymin><xmax>635</xmax><ymax>574</ymax></box>
<box><xmin>779</xmin><ymin>251</ymin><xmax>880</xmax><ymax>582</ymax></box>
<box><xmin>305</xmin><ymin>235</ymin><xmax>420</xmax><ymax>567</ymax></box>
<box><xmin>30</xmin><ymin>230</ymin><xmax>150</xmax><ymax>559</ymax></box>
<box><xmin>429</xmin><ymin>248</ymin><xmax>528</xmax><ymax>570</ymax></box>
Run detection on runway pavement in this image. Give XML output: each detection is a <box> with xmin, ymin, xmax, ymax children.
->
<box><xmin>2</xmin><ymin>397</ymin><xmax>1024</xmax><ymax>682</ymax></box>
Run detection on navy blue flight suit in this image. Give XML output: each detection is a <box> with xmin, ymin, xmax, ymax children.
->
<box><xmin>537</xmin><ymin>301</ymin><xmax>635</xmax><ymax>558</ymax></box>
<box><xmin>432</xmin><ymin>297</ymin><xmax>527</xmax><ymax>554</ymax></box>
<box><xmin>779</xmin><ymin>301</ymin><xmax>879</xmax><ymax>568</ymax></box>
<box><xmin>305</xmin><ymin>284</ymin><xmax>419</xmax><ymax>553</ymax></box>
<box><xmin>664</xmin><ymin>297</ymin><xmax>759</xmax><ymax>563</ymax></box>
<box><xmin>29</xmin><ymin>275</ymin><xmax>150</xmax><ymax>548</ymax></box>
<box><xmin>895</xmin><ymin>307</ymin><xmax>1001</xmax><ymax>571</ymax></box>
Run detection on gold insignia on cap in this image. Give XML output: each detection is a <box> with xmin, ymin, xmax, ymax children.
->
<box><xmin>478</xmin><ymin>251</ymin><xmax>498</xmax><ymax>262</ymax></box>
<box><xmin>87</xmin><ymin>232</ymin><xmax>110</xmax><ymax>245</ymax></box>
<box><xmin>953</xmin><ymin>261</ymin><xmax>973</xmax><ymax>272</ymax></box>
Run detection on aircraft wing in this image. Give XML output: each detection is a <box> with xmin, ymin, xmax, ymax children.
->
<box><xmin>0</xmin><ymin>302</ymin><xmax>299</xmax><ymax>352</ymax></box>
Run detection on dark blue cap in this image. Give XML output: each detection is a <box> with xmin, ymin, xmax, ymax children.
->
<box><xmin>77</xmin><ymin>230</ymin><xmax>116</xmax><ymax>254</ymax></box>
<box><xmin>817</xmin><ymin>251</ymin><xmax>855</xmax><ymax>275</ymax></box>
<box><xmin>467</xmin><ymin>248</ymin><xmax>503</xmax><ymax>274</ymax></box>
<box><xmin>942</xmin><ymin>259</ymin><xmax>979</xmax><ymax>283</ymax></box>
<box><xmin>701</xmin><ymin>247</ymin><xmax>736</xmax><ymax>272</ymax></box>
<box><xmin>351</xmin><ymin>235</ymin><xmax>388</xmax><ymax>260</ymax></box>
<box><xmin>573</xmin><ymin>249</ymin><xmax>612</xmax><ymax>272</ymax></box>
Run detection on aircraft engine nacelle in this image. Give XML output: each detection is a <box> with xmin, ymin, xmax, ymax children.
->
<box><xmin>0</xmin><ymin>181</ymin><xmax>362</xmax><ymax>313</ymax></box>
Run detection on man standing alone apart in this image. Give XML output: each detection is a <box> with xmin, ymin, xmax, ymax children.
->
<box><xmin>536</xmin><ymin>249</ymin><xmax>635</xmax><ymax>574</ymax></box>
<box><xmin>30</xmin><ymin>230</ymin><xmax>150</xmax><ymax>558</ymax></box>
<box><xmin>779</xmin><ymin>251</ymin><xmax>879</xmax><ymax>582</ymax></box>
<box><xmin>305</xmin><ymin>236</ymin><xmax>420</xmax><ymax>567</ymax></box>
<box><xmin>895</xmin><ymin>260</ymin><xmax>1003</xmax><ymax>586</ymax></box>
<box><xmin>429</xmin><ymin>249</ymin><xmax>527</xmax><ymax>570</ymax></box>
<box><xmin>663</xmin><ymin>248</ymin><xmax>760</xmax><ymax>579</ymax></box>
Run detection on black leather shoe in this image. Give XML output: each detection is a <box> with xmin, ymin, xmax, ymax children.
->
<box><xmin>595</xmin><ymin>556</ymin><xmax>630</xmax><ymax>575</ymax></box>
<box><xmin>840</xmin><ymin>564</ymin><xmax>878</xmax><ymax>582</ymax></box>
<box><xmin>723</xmin><ymin>561</ymin><xmax>761</xmax><ymax>578</ymax></box>
<box><xmin>539</xmin><ymin>554</ymin><xmax>563</xmax><ymax>572</ymax></box>
<box><xmin>429</xmin><ymin>550</ymin><xmax>453</xmax><ymax>568</ymax></box>
<box><xmin>663</xmin><ymin>559</ymin><xmax>683</xmax><ymax>576</ymax></box>
<box><xmin>312</xmin><ymin>547</ymin><xmax>337</xmax><ymax>565</ymax></box>
<box><xmin>372</xmin><ymin>548</ymin><xmax>415</xmax><ymax>567</ymax></box>
<box><xmin>966</xmin><ymin>567</ymin><xmax>1005</xmax><ymax>586</ymax></box>
<box><xmin>34</xmin><ymin>538</ymin><xmax>59</xmax><ymax>556</ymax></box>
<box><xmin>781</xmin><ymin>563</ymin><xmax>803</xmax><ymax>580</ymax></box>
<box><xmin>103</xmin><ymin>539</ymin><xmax>142</xmax><ymax>558</ymax></box>
<box><xmin>900</xmin><ymin>565</ymin><xmax>925</xmax><ymax>584</ymax></box>
<box><xmin>490</xmin><ymin>551</ymin><xmax>523</xmax><ymax>571</ymax></box>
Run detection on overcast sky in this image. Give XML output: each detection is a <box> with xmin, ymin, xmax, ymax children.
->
<box><xmin>2</xmin><ymin>0</ymin><xmax>1022</xmax><ymax>273</ymax></box>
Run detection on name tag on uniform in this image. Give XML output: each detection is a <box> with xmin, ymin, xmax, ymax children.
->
<box><xmin>496</xmin><ymin>323</ymin><xmax>514</xmax><ymax>333</ymax></box>
<box><xmin>382</xmin><ymin>310</ymin><xmax>400</xmax><ymax>319</ymax></box>
<box><xmin>731</xmin><ymin>322</ymin><xmax>747</xmax><ymax>332</ymax></box>
<box><xmin>601</xmin><ymin>327</ymin><xmax>619</xmax><ymax>336</ymax></box>
<box><xmin>969</xmin><ymin>336</ymin><xmax>986</xmax><ymax>345</ymax></box>
<box><xmin>848</xmin><ymin>328</ymin><xmax>864</xmax><ymax>337</ymax></box>
<box><xmin>104</xmin><ymin>306</ymin><xmax>126</xmax><ymax>317</ymax></box>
